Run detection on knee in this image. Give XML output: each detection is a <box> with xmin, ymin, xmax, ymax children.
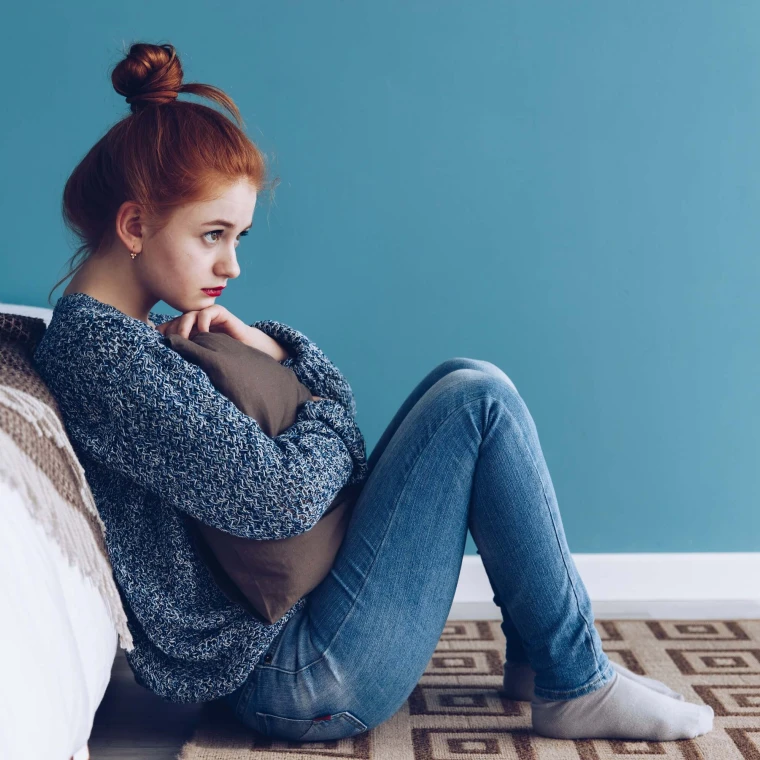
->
<box><xmin>430</xmin><ymin>368</ymin><xmax>523</xmax><ymax>424</ymax></box>
<box><xmin>438</xmin><ymin>357</ymin><xmax>518</xmax><ymax>395</ymax></box>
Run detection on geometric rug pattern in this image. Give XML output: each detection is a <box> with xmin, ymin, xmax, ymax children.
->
<box><xmin>177</xmin><ymin>619</ymin><xmax>760</xmax><ymax>759</ymax></box>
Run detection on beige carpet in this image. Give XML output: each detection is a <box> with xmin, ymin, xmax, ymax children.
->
<box><xmin>178</xmin><ymin>618</ymin><xmax>760</xmax><ymax>759</ymax></box>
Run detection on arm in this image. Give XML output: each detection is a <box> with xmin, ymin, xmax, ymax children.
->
<box><xmin>86</xmin><ymin>340</ymin><xmax>368</xmax><ymax>539</ymax></box>
<box><xmin>151</xmin><ymin>312</ymin><xmax>359</xmax><ymax>420</ymax></box>
<box><xmin>250</xmin><ymin>320</ymin><xmax>359</xmax><ymax>420</ymax></box>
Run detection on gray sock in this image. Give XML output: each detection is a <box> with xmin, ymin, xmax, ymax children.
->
<box><xmin>608</xmin><ymin>661</ymin><xmax>685</xmax><ymax>701</ymax></box>
<box><xmin>531</xmin><ymin>670</ymin><xmax>714</xmax><ymax>741</ymax></box>
<box><xmin>501</xmin><ymin>659</ymin><xmax>685</xmax><ymax>702</ymax></box>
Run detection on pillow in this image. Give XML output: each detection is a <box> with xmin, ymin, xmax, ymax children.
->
<box><xmin>164</xmin><ymin>331</ymin><xmax>363</xmax><ymax>625</ymax></box>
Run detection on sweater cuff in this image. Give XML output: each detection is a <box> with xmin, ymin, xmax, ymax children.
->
<box><xmin>249</xmin><ymin>319</ymin><xmax>309</xmax><ymax>364</ymax></box>
<box><xmin>298</xmin><ymin>398</ymin><xmax>369</xmax><ymax>487</ymax></box>
<box><xmin>250</xmin><ymin>319</ymin><xmax>357</xmax><ymax>419</ymax></box>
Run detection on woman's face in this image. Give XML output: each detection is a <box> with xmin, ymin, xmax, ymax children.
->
<box><xmin>136</xmin><ymin>178</ymin><xmax>257</xmax><ymax>314</ymax></box>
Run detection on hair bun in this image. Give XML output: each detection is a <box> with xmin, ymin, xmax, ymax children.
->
<box><xmin>112</xmin><ymin>42</ymin><xmax>184</xmax><ymax>111</ymax></box>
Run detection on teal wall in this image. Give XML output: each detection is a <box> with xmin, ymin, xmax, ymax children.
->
<box><xmin>2</xmin><ymin>2</ymin><xmax>758</xmax><ymax>553</ymax></box>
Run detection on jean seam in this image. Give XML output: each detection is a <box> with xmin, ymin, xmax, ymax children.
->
<box><xmin>258</xmin><ymin>622</ymin><xmax>300</xmax><ymax>674</ymax></box>
<box><xmin>236</xmin><ymin>671</ymin><xmax>259</xmax><ymax>718</ymax></box>
<box><xmin>266</xmin><ymin>396</ymin><xmax>490</xmax><ymax>676</ymax></box>
<box><xmin>497</xmin><ymin>398</ymin><xmax>607</xmax><ymax>688</ymax></box>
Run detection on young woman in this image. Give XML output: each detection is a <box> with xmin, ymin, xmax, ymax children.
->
<box><xmin>34</xmin><ymin>42</ymin><xmax>713</xmax><ymax>744</ymax></box>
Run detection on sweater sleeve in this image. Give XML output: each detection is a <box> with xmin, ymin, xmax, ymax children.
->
<box><xmin>148</xmin><ymin>311</ymin><xmax>178</xmax><ymax>327</ymax></box>
<box><xmin>150</xmin><ymin>314</ymin><xmax>360</xmax><ymax>420</ymax></box>
<box><xmin>90</xmin><ymin>340</ymin><xmax>369</xmax><ymax>540</ymax></box>
<box><xmin>250</xmin><ymin>320</ymin><xmax>358</xmax><ymax>420</ymax></box>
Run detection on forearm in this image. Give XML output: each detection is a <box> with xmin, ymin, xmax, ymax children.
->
<box><xmin>247</xmin><ymin>319</ymin><xmax>358</xmax><ymax>419</ymax></box>
<box><xmin>241</xmin><ymin>326</ymin><xmax>291</xmax><ymax>362</ymax></box>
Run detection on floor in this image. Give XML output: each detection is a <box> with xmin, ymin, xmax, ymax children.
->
<box><xmin>87</xmin><ymin>647</ymin><xmax>204</xmax><ymax>760</ymax></box>
<box><xmin>87</xmin><ymin>600</ymin><xmax>760</xmax><ymax>759</ymax></box>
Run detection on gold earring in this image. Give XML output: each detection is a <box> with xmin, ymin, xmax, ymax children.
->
<box><xmin>130</xmin><ymin>245</ymin><xmax>138</xmax><ymax>260</ymax></box>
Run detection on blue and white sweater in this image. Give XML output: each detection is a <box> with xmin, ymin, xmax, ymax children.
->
<box><xmin>33</xmin><ymin>292</ymin><xmax>369</xmax><ymax>703</ymax></box>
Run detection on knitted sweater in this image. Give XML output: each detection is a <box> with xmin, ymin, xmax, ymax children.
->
<box><xmin>32</xmin><ymin>292</ymin><xmax>369</xmax><ymax>703</ymax></box>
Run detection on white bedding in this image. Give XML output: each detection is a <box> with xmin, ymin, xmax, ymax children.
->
<box><xmin>0</xmin><ymin>302</ymin><xmax>117</xmax><ymax>760</ymax></box>
<box><xmin>0</xmin><ymin>480</ymin><xmax>116</xmax><ymax>759</ymax></box>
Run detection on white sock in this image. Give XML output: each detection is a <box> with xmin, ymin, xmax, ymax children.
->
<box><xmin>501</xmin><ymin>659</ymin><xmax>685</xmax><ymax>702</ymax></box>
<box><xmin>607</xmin><ymin>661</ymin><xmax>685</xmax><ymax>701</ymax></box>
<box><xmin>531</xmin><ymin>670</ymin><xmax>714</xmax><ymax>741</ymax></box>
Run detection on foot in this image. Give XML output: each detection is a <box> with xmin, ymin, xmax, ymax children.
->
<box><xmin>608</xmin><ymin>661</ymin><xmax>685</xmax><ymax>701</ymax></box>
<box><xmin>500</xmin><ymin>659</ymin><xmax>685</xmax><ymax>702</ymax></box>
<box><xmin>531</xmin><ymin>670</ymin><xmax>713</xmax><ymax>741</ymax></box>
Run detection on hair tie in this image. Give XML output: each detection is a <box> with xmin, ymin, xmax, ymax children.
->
<box><xmin>126</xmin><ymin>89</ymin><xmax>179</xmax><ymax>105</ymax></box>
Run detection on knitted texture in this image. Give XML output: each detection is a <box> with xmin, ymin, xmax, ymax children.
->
<box><xmin>32</xmin><ymin>293</ymin><xmax>369</xmax><ymax>703</ymax></box>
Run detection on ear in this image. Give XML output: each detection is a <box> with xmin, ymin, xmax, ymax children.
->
<box><xmin>115</xmin><ymin>200</ymin><xmax>147</xmax><ymax>254</ymax></box>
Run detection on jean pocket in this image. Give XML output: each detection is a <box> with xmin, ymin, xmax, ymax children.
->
<box><xmin>257</xmin><ymin>710</ymin><xmax>368</xmax><ymax>742</ymax></box>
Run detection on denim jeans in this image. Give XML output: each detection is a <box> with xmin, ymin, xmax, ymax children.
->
<box><xmin>221</xmin><ymin>357</ymin><xmax>614</xmax><ymax>741</ymax></box>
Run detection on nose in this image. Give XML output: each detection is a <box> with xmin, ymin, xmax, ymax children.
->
<box><xmin>217</xmin><ymin>245</ymin><xmax>241</xmax><ymax>280</ymax></box>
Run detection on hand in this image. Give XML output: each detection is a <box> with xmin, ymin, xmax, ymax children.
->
<box><xmin>156</xmin><ymin>305</ymin><xmax>251</xmax><ymax>343</ymax></box>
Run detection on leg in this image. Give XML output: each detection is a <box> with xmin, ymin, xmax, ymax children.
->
<box><xmin>365</xmin><ymin>357</ymin><xmax>519</xmax><ymax>475</ymax></box>
<box><xmin>366</xmin><ymin>359</ymin><xmax>532</xmax><ymax>668</ymax></box>
<box><xmin>461</xmin><ymin>370</ymin><xmax>712</xmax><ymax>739</ymax></box>
<box><xmin>227</xmin><ymin>360</ymin><xmax>712</xmax><ymax>742</ymax></box>
<box><xmin>227</xmin><ymin>361</ymin><xmax>541</xmax><ymax>742</ymax></box>
<box><xmin>369</xmin><ymin>361</ymin><xmax>684</xmax><ymax>703</ymax></box>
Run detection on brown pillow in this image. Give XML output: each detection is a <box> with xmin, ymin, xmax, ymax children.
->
<box><xmin>164</xmin><ymin>331</ymin><xmax>362</xmax><ymax>625</ymax></box>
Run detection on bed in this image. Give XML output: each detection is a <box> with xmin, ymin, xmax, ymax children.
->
<box><xmin>0</xmin><ymin>301</ymin><xmax>123</xmax><ymax>760</ymax></box>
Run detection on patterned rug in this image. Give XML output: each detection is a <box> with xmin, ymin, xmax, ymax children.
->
<box><xmin>177</xmin><ymin>618</ymin><xmax>760</xmax><ymax>759</ymax></box>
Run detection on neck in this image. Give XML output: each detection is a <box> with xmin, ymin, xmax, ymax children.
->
<box><xmin>63</xmin><ymin>251</ymin><xmax>157</xmax><ymax>325</ymax></box>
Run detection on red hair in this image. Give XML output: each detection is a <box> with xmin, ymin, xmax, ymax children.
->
<box><xmin>48</xmin><ymin>41</ymin><xmax>277</xmax><ymax>305</ymax></box>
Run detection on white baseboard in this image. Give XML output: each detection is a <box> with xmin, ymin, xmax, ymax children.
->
<box><xmin>450</xmin><ymin>553</ymin><xmax>760</xmax><ymax>620</ymax></box>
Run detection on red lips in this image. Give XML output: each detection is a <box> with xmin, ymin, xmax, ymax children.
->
<box><xmin>202</xmin><ymin>287</ymin><xmax>225</xmax><ymax>296</ymax></box>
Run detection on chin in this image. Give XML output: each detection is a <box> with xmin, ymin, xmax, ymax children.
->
<box><xmin>164</xmin><ymin>294</ymin><xmax>202</xmax><ymax>313</ymax></box>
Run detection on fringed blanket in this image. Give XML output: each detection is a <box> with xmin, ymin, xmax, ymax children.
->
<box><xmin>0</xmin><ymin>311</ymin><xmax>133</xmax><ymax>651</ymax></box>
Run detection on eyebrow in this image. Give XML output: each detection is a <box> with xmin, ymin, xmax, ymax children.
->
<box><xmin>202</xmin><ymin>219</ymin><xmax>253</xmax><ymax>230</ymax></box>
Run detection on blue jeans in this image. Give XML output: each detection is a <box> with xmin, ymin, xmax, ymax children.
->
<box><xmin>221</xmin><ymin>358</ymin><xmax>614</xmax><ymax>741</ymax></box>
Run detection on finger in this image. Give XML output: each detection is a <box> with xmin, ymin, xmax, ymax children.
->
<box><xmin>198</xmin><ymin>310</ymin><xmax>212</xmax><ymax>334</ymax></box>
<box><xmin>180</xmin><ymin>312</ymin><xmax>197</xmax><ymax>339</ymax></box>
<box><xmin>205</xmin><ymin>306</ymin><xmax>225</xmax><ymax>333</ymax></box>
